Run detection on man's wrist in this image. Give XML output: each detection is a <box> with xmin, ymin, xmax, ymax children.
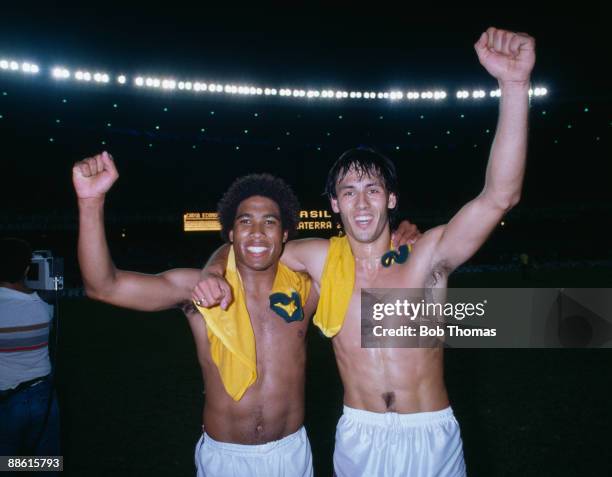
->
<box><xmin>498</xmin><ymin>79</ymin><xmax>531</xmax><ymax>93</ymax></box>
<box><xmin>77</xmin><ymin>196</ymin><xmax>106</xmax><ymax>208</ymax></box>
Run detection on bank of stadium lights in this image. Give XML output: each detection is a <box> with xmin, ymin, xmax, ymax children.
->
<box><xmin>3</xmin><ymin>57</ymin><xmax>550</xmax><ymax>103</ymax></box>
<box><xmin>0</xmin><ymin>59</ymin><xmax>39</xmax><ymax>74</ymax></box>
<box><xmin>456</xmin><ymin>87</ymin><xmax>548</xmax><ymax>99</ymax></box>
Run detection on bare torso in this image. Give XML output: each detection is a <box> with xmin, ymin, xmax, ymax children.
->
<box><xmin>180</xmin><ymin>287</ymin><xmax>317</xmax><ymax>444</ymax></box>
<box><xmin>323</xmin><ymin>230</ymin><xmax>450</xmax><ymax>413</ymax></box>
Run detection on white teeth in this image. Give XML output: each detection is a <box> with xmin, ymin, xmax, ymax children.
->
<box><xmin>247</xmin><ymin>246</ymin><xmax>267</xmax><ymax>253</ymax></box>
<box><xmin>355</xmin><ymin>216</ymin><xmax>371</xmax><ymax>223</ymax></box>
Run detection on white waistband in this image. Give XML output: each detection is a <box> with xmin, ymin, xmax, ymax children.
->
<box><xmin>202</xmin><ymin>426</ymin><xmax>306</xmax><ymax>454</ymax></box>
<box><xmin>342</xmin><ymin>405</ymin><xmax>455</xmax><ymax>427</ymax></box>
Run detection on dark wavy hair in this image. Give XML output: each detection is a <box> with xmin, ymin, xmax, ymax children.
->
<box><xmin>325</xmin><ymin>146</ymin><xmax>400</xmax><ymax>221</ymax></box>
<box><xmin>217</xmin><ymin>174</ymin><xmax>301</xmax><ymax>242</ymax></box>
<box><xmin>0</xmin><ymin>237</ymin><xmax>32</xmax><ymax>283</ymax></box>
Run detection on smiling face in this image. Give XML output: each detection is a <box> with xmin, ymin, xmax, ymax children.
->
<box><xmin>229</xmin><ymin>195</ymin><xmax>288</xmax><ymax>271</ymax></box>
<box><xmin>330</xmin><ymin>167</ymin><xmax>397</xmax><ymax>244</ymax></box>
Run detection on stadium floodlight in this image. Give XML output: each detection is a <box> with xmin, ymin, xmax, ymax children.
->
<box><xmin>10</xmin><ymin>61</ymin><xmax>19</xmax><ymax>70</ymax></box>
<box><xmin>533</xmin><ymin>87</ymin><xmax>548</xmax><ymax>97</ymax></box>
<box><xmin>52</xmin><ymin>67</ymin><xmax>70</xmax><ymax>79</ymax></box>
<box><xmin>21</xmin><ymin>62</ymin><xmax>39</xmax><ymax>74</ymax></box>
<box><xmin>117</xmin><ymin>75</ymin><xmax>127</xmax><ymax>84</ymax></box>
<box><xmin>162</xmin><ymin>79</ymin><xmax>176</xmax><ymax>90</ymax></box>
<box><xmin>134</xmin><ymin>76</ymin><xmax>144</xmax><ymax>87</ymax></box>
<box><xmin>0</xmin><ymin>59</ymin><xmax>8</xmax><ymax>69</ymax></box>
<box><xmin>184</xmin><ymin>81</ymin><xmax>192</xmax><ymax>90</ymax></box>
<box><xmin>433</xmin><ymin>91</ymin><xmax>446</xmax><ymax>100</ymax></box>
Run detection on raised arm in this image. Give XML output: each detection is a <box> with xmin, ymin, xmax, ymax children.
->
<box><xmin>430</xmin><ymin>27</ymin><xmax>535</xmax><ymax>273</ymax></box>
<box><xmin>74</xmin><ymin>152</ymin><xmax>198</xmax><ymax>311</ymax></box>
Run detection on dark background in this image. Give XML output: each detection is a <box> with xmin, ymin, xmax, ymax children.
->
<box><xmin>1</xmin><ymin>3</ymin><xmax>611</xmax><ymax>476</ymax></box>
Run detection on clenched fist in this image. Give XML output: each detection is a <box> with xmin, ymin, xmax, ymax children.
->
<box><xmin>475</xmin><ymin>27</ymin><xmax>535</xmax><ymax>85</ymax></box>
<box><xmin>72</xmin><ymin>151</ymin><xmax>119</xmax><ymax>199</ymax></box>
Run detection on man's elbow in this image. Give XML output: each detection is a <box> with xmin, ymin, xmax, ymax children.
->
<box><xmin>83</xmin><ymin>282</ymin><xmax>113</xmax><ymax>303</ymax></box>
<box><xmin>499</xmin><ymin>193</ymin><xmax>521</xmax><ymax>212</ymax></box>
<box><xmin>484</xmin><ymin>191</ymin><xmax>521</xmax><ymax>213</ymax></box>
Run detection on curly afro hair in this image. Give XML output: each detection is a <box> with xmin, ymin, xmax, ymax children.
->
<box><xmin>217</xmin><ymin>174</ymin><xmax>301</xmax><ymax>242</ymax></box>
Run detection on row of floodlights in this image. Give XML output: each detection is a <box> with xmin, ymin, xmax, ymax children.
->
<box><xmin>1</xmin><ymin>58</ymin><xmax>549</xmax><ymax>100</ymax></box>
<box><xmin>457</xmin><ymin>87</ymin><xmax>548</xmax><ymax>98</ymax></box>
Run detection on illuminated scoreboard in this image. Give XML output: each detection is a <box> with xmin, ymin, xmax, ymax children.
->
<box><xmin>183</xmin><ymin>210</ymin><xmax>339</xmax><ymax>232</ymax></box>
<box><xmin>183</xmin><ymin>213</ymin><xmax>222</xmax><ymax>232</ymax></box>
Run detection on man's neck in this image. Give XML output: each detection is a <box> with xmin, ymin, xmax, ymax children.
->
<box><xmin>236</xmin><ymin>262</ymin><xmax>279</xmax><ymax>296</ymax></box>
<box><xmin>0</xmin><ymin>281</ymin><xmax>31</xmax><ymax>293</ymax></box>
<box><xmin>346</xmin><ymin>226</ymin><xmax>392</xmax><ymax>271</ymax></box>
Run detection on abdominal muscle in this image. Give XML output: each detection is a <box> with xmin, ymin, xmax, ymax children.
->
<box><xmin>332</xmin><ymin>296</ymin><xmax>449</xmax><ymax>414</ymax></box>
<box><xmin>202</xmin><ymin>373</ymin><xmax>305</xmax><ymax>445</ymax></box>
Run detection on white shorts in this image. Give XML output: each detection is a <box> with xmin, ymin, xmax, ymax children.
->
<box><xmin>334</xmin><ymin>405</ymin><xmax>466</xmax><ymax>477</ymax></box>
<box><xmin>195</xmin><ymin>426</ymin><xmax>313</xmax><ymax>477</ymax></box>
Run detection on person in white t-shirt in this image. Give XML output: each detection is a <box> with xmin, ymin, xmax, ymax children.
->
<box><xmin>0</xmin><ymin>237</ymin><xmax>60</xmax><ymax>462</ymax></box>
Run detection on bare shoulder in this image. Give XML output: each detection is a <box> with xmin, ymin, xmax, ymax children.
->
<box><xmin>412</xmin><ymin>226</ymin><xmax>445</xmax><ymax>253</ymax></box>
<box><xmin>409</xmin><ymin>225</ymin><xmax>449</xmax><ymax>270</ymax></box>
<box><xmin>286</xmin><ymin>237</ymin><xmax>330</xmax><ymax>256</ymax></box>
<box><xmin>282</xmin><ymin>238</ymin><xmax>330</xmax><ymax>282</ymax></box>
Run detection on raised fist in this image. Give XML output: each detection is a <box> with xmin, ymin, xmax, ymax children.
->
<box><xmin>475</xmin><ymin>27</ymin><xmax>536</xmax><ymax>85</ymax></box>
<box><xmin>72</xmin><ymin>151</ymin><xmax>119</xmax><ymax>199</ymax></box>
